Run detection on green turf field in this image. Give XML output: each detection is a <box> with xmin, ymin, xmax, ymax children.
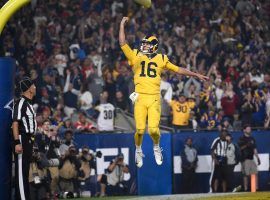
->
<box><xmin>200</xmin><ymin>192</ymin><xmax>270</xmax><ymax>200</ymax></box>
<box><xmin>71</xmin><ymin>192</ymin><xmax>270</xmax><ymax>200</ymax></box>
<box><xmin>74</xmin><ymin>196</ymin><xmax>133</xmax><ymax>200</ymax></box>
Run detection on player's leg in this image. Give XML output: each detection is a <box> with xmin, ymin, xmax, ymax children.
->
<box><xmin>134</xmin><ymin>97</ymin><xmax>147</xmax><ymax>167</ymax></box>
<box><xmin>148</xmin><ymin>95</ymin><xmax>163</xmax><ymax>165</ymax></box>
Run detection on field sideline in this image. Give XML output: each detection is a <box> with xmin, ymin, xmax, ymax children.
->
<box><xmin>74</xmin><ymin>192</ymin><xmax>270</xmax><ymax>200</ymax></box>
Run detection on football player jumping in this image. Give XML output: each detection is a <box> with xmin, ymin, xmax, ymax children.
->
<box><xmin>119</xmin><ymin>17</ymin><xmax>209</xmax><ymax>168</ymax></box>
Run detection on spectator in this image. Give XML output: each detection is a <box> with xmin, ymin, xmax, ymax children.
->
<box><xmin>252</xmin><ymin>92</ymin><xmax>266</xmax><ymax>127</ymax></box>
<box><xmin>63</xmin><ymin>69</ymin><xmax>79</xmax><ymax>117</ymax></box>
<box><xmin>160</xmin><ymin>73</ymin><xmax>173</xmax><ymax>102</ymax></box>
<box><xmin>35</xmin><ymin>119</ymin><xmax>61</xmax><ymax>197</ymax></box>
<box><xmin>249</xmin><ymin>68</ymin><xmax>264</xmax><ymax>84</ymax></box>
<box><xmin>221</xmin><ymin>83</ymin><xmax>239</xmax><ymax>123</ymax></box>
<box><xmin>240</xmin><ymin>91</ymin><xmax>255</xmax><ymax>126</ymax></box>
<box><xmin>115</xmin><ymin>90</ymin><xmax>129</xmax><ymax>112</ymax></box>
<box><xmin>79</xmin><ymin>83</ymin><xmax>94</xmax><ymax>117</ymax></box>
<box><xmin>59</xmin><ymin>130</ymin><xmax>75</xmax><ymax>157</ymax></box>
<box><xmin>96</xmin><ymin>91</ymin><xmax>115</xmax><ymax>132</ymax></box>
<box><xmin>41</xmin><ymin>71</ymin><xmax>59</xmax><ymax>109</ymax></box>
<box><xmin>238</xmin><ymin>124</ymin><xmax>261</xmax><ymax>192</ymax></box>
<box><xmin>210</xmin><ymin>130</ymin><xmax>228</xmax><ymax>193</ymax></box>
<box><xmin>264</xmin><ymin>115</ymin><xmax>270</xmax><ymax>129</ymax></box>
<box><xmin>98</xmin><ymin>153</ymin><xmax>129</xmax><ymax>197</ymax></box>
<box><xmin>181</xmin><ymin>138</ymin><xmax>198</xmax><ymax>194</ymax></box>
<box><xmin>187</xmin><ymin>111</ymin><xmax>198</xmax><ymax>131</ymax></box>
<box><xmin>200</xmin><ymin>109</ymin><xmax>220</xmax><ymax>130</ymax></box>
<box><xmin>103</xmin><ymin>70</ymin><xmax>116</xmax><ymax>104</ymax></box>
<box><xmin>233</xmin><ymin>111</ymin><xmax>242</xmax><ymax>131</ymax></box>
<box><xmin>86</xmin><ymin>65</ymin><xmax>104</xmax><ymax>104</ymax></box>
<box><xmin>220</xmin><ymin>117</ymin><xmax>234</xmax><ymax>132</ymax></box>
<box><xmin>238</xmin><ymin>74</ymin><xmax>252</xmax><ymax>90</ymax></box>
<box><xmin>58</xmin><ymin>117</ymin><xmax>74</xmax><ymax>138</ymax></box>
<box><xmin>168</xmin><ymin>94</ymin><xmax>195</xmax><ymax>133</ymax></box>
<box><xmin>160</xmin><ymin>89</ymin><xmax>171</xmax><ymax>126</ymax></box>
<box><xmin>183</xmin><ymin>77</ymin><xmax>201</xmax><ymax>102</ymax></box>
<box><xmin>74</xmin><ymin>112</ymin><xmax>96</xmax><ymax>133</ymax></box>
<box><xmin>213</xmin><ymin>78</ymin><xmax>224</xmax><ymax>110</ymax></box>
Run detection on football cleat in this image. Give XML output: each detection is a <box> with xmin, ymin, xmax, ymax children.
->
<box><xmin>153</xmin><ymin>146</ymin><xmax>163</xmax><ymax>165</ymax></box>
<box><xmin>135</xmin><ymin>149</ymin><xmax>144</xmax><ymax>168</ymax></box>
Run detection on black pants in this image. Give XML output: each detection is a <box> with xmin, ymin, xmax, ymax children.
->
<box><xmin>14</xmin><ymin>134</ymin><xmax>33</xmax><ymax>200</ymax></box>
<box><xmin>29</xmin><ymin>182</ymin><xmax>47</xmax><ymax>200</ymax></box>
<box><xmin>226</xmin><ymin>165</ymin><xmax>235</xmax><ymax>192</ymax></box>
<box><xmin>182</xmin><ymin>167</ymin><xmax>196</xmax><ymax>193</ymax></box>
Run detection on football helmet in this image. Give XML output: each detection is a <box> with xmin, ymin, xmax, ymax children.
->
<box><xmin>140</xmin><ymin>35</ymin><xmax>159</xmax><ymax>54</ymax></box>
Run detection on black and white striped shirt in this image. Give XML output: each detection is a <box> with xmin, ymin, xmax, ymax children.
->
<box><xmin>211</xmin><ymin>137</ymin><xmax>228</xmax><ymax>157</ymax></box>
<box><xmin>13</xmin><ymin>96</ymin><xmax>37</xmax><ymax>134</ymax></box>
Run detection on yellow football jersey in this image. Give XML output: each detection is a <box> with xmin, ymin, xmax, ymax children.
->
<box><xmin>170</xmin><ymin>100</ymin><xmax>195</xmax><ymax>126</ymax></box>
<box><xmin>121</xmin><ymin>44</ymin><xmax>179</xmax><ymax>94</ymax></box>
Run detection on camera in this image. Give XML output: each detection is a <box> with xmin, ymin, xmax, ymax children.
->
<box><xmin>32</xmin><ymin>146</ymin><xmax>41</xmax><ymax>161</ymax></box>
<box><xmin>48</xmin><ymin>158</ymin><xmax>60</xmax><ymax>167</ymax></box>
<box><xmin>95</xmin><ymin>151</ymin><xmax>102</xmax><ymax>158</ymax></box>
<box><xmin>60</xmin><ymin>191</ymin><xmax>91</xmax><ymax>198</ymax></box>
<box><xmin>79</xmin><ymin>148</ymin><xmax>102</xmax><ymax>158</ymax></box>
<box><xmin>33</xmin><ymin>173</ymin><xmax>41</xmax><ymax>184</ymax></box>
<box><xmin>54</xmin><ymin>148</ymin><xmax>61</xmax><ymax>157</ymax></box>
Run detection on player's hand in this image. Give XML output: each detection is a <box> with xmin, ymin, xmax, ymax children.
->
<box><xmin>121</xmin><ymin>17</ymin><xmax>129</xmax><ymax>26</ymax></box>
<box><xmin>196</xmin><ymin>74</ymin><xmax>209</xmax><ymax>81</ymax></box>
<box><xmin>15</xmin><ymin>144</ymin><xmax>23</xmax><ymax>154</ymax></box>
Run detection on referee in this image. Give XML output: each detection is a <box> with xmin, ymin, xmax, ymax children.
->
<box><xmin>12</xmin><ymin>77</ymin><xmax>37</xmax><ymax>200</ymax></box>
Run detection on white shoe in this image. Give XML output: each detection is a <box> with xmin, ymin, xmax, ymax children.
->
<box><xmin>154</xmin><ymin>146</ymin><xmax>163</xmax><ymax>165</ymax></box>
<box><xmin>232</xmin><ymin>185</ymin><xmax>242</xmax><ymax>192</ymax></box>
<box><xmin>135</xmin><ymin>149</ymin><xmax>144</xmax><ymax>168</ymax></box>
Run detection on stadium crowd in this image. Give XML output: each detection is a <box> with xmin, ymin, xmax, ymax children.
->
<box><xmin>1</xmin><ymin>0</ymin><xmax>270</xmax><ymax>198</ymax></box>
<box><xmin>1</xmin><ymin>0</ymin><xmax>270</xmax><ymax>132</ymax></box>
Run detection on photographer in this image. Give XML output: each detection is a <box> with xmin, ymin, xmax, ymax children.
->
<box><xmin>35</xmin><ymin>119</ymin><xmax>61</xmax><ymax>197</ymax></box>
<box><xmin>29</xmin><ymin>147</ymin><xmax>48</xmax><ymax>200</ymax></box>
<box><xmin>59</xmin><ymin>130</ymin><xmax>75</xmax><ymax>157</ymax></box>
<box><xmin>77</xmin><ymin>146</ymin><xmax>102</xmax><ymax>197</ymax></box>
<box><xmin>98</xmin><ymin>153</ymin><xmax>129</xmax><ymax>197</ymax></box>
<box><xmin>58</xmin><ymin>146</ymin><xmax>82</xmax><ymax>196</ymax></box>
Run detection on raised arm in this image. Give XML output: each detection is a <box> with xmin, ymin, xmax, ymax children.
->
<box><xmin>119</xmin><ymin>17</ymin><xmax>136</xmax><ymax>65</ymax></box>
<box><xmin>119</xmin><ymin>17</ymin><xmax>129</xmax><ymax>46</ymax></box>
<box><xmin>177</xmin><ymin>66</ymin><xmax>209</xmax><ymax>81</ymax></box>
<box><xmin>166</xmin><ymin>61</ymin><xmax>209</xmax><ymax>81</ymax></box>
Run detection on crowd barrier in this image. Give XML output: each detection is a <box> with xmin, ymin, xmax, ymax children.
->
<box><xmin>74</xmin><ymin>131</ymin><xmax>270</xmax><ymax>195</ymax></box>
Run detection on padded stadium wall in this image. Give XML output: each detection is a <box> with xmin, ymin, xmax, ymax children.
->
<box><xmin>0</xmin><ymin>58</ymin><xmax>15</xmax><ymax>199</ymax></box>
